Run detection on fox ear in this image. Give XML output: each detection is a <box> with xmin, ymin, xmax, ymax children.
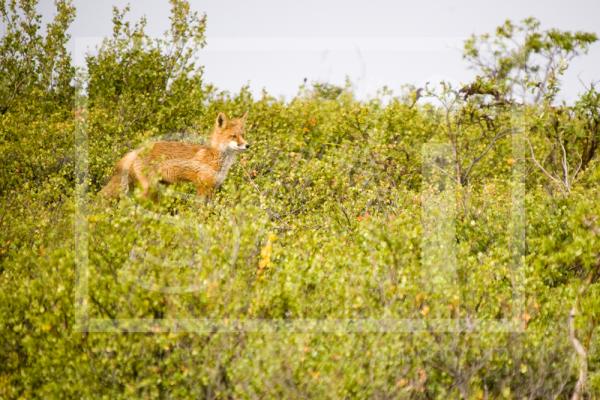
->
<box><xmin>241</xmin><ymin>111</ymin><xmax>248</xmax><ymax>122</ymax></box>
<box><xmin>216</xmin><ymin>112</ymin><xmax>228</xmax><ymax>128</ymax></box>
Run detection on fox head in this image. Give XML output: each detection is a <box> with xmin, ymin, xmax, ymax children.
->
<box><xmin>210</xmin><ymin>112</ymin><xmax>249</xmax><ymax>152</ymax></box>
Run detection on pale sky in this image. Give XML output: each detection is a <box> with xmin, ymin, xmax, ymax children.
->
<box><xmin>39</xmin><ymin>0</ymin><xmax>600</xmax><ymax>102</ymax></box>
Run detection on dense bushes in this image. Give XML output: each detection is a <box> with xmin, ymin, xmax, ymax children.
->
<box><xmin>1</xmin><ymin>1</ymin><xmax>600</xmax><ymax>398</ymax></box>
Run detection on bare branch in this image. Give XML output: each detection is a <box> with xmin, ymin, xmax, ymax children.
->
<box><xmin>524</xmin><ymin>135</ymin><xmax>569</xmax><ymax>194</ymax></box>
<box><xmin>572</xmin><ymin>151</ymin><xmax>584</xmax><ymax>183</ymax></box>
<box><xmin>463</xmin><ymin>128</ymin><xmax>513</xmax><ymax>183</ymax></box>
<box><xmin>558</xmin><ymin>133</ymin><xmax>570</xmax><ymax>191</ymax></box>
<box><xmin>569</xmin><ymin>270</ymin><xmax>596</xmax><ymax>400</ymax></box>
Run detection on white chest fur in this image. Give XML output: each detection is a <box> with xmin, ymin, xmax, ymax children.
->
<box><xmin>215</xmin><ymin>152</ymin><xmax>237</xmax><ymax>187</ymax></box>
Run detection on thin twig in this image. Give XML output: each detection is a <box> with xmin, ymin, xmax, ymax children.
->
<box><xmin>569</xmin><ymin>270</ymin><xmax>596</xmax><ymax>400</ymax></box>
<box><xmin>463</xmin><ymin>128</ymin><xmax>513</xmax><ymax>183</ymax></box>
<box><xmin>524</xmin><ymin>136</ymin><xmax>568</xmax><ymax>194</ymax></box>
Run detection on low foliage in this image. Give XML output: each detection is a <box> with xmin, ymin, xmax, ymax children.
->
<box><xmin>1</xmin><ymin>1</ymin><xmax>599</xmax><ymax>398</ymax></box>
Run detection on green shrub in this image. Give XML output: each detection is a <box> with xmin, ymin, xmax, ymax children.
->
<box><xmin>1</xmin><ymin>3</ymin><xmax>599</xmax><ymax>399</ymax></box>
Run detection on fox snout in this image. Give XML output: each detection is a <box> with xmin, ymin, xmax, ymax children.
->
<box><xmin>228</xmin><ymin>140</ymin><xmax>249</xmax><ymax>151</ymax></box>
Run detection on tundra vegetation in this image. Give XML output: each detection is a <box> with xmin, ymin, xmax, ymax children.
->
<box><xmin>1</xmin><ymin>1</ymin><xmax>600</xmax><ymax>398</ymax></box>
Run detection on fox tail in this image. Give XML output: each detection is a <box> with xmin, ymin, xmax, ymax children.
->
<box><xmin>99</xmin><ymin>150</ymin><xmax>139</xmax><ymax>198</ymax></box>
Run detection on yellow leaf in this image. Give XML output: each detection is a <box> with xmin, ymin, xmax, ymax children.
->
<box><xmin>520</xmin><ymin>363</ymin><xmax>528</xmax><ymax>374</ymax></box>
<box><xmin>257</xmin><ymin>232</ymin><xmax>277</xmax><ymax>277</ymax></box>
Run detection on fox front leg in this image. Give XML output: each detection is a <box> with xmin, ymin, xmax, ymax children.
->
<box><xmin>196</xmin><ymin>184</ymin><xmax>215</xmax><ymax>203</ymax></box>
<box><xmin>194</xmin><ymin>173</ymin><xmax>216</xmax><ymax>204</ymax></box>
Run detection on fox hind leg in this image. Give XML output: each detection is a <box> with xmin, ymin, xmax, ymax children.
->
<box><xmin>130</xmin><ymin>158</ymin><xmax>157</xmax><ymax>200</ymax></box>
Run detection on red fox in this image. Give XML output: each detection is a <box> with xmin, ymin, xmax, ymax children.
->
<box><xmin>100</xmin><ymin>112</ymin><xmax>249</xmax><ymax>199</ymax></box>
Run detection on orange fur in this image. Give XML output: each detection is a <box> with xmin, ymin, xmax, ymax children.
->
<box><xmin>100</xmin><ymin>112</ymin><xmax>249</xmax><ymax>199</ymax></box>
